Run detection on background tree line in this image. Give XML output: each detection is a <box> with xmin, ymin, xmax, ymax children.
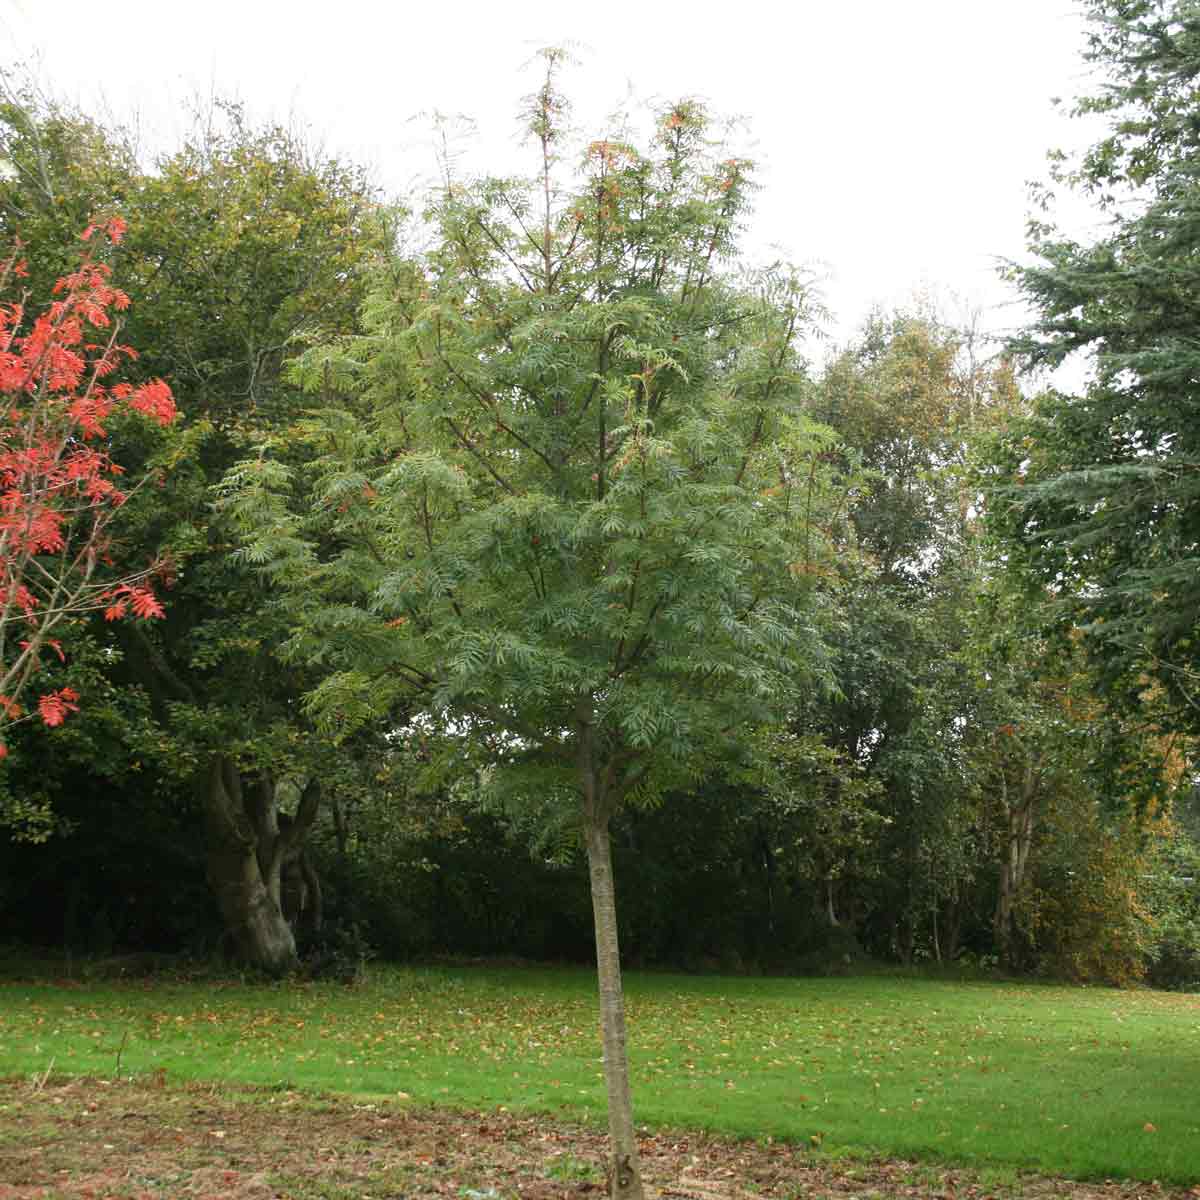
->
<box><xmin>2</xmin><ymin>0</ymin><xmax>1199</xmax><ymax>1004</ymax></box>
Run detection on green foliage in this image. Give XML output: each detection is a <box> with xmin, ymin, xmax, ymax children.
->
<box><xmin>108</xmin><ymin>102</ymin><xmax>389</xmax><ymax>741</ymax></box>
<box><xmin>5</xmin><ymin>32</ymin><xmax>1197</xmax><ymax>1001</ymax></box>
<box><xmin>814</xmin><ymin>307</ymin><xmax>1015</xmax><ymax>584</ymax></box>
<box><xmin>121</xmin><ymin>101</ymin><xmax>389</xmax><ymax>432</ymax></box>
<box><xmin>1142</xmin><ymin>817</ymin><xmax>1200</xmax><ymax>990</ymax></box>
<box><xmin>226</xmin><ymin>70</ymin><xmax>847</xmax><ymax>833</ymax></box>
<box><xmin>749</xmin><ymin>724</ymin><xmax>886</xmax><ymax>916</ymax></box>
<box><xmin>1023</xmin><ymin>800</ymin><xmax>1160</xmax><ymax>986</ymax></box>
<box><xmin>1004</xmin><ymin>0</ymin><xmax>1200</xmax><ymax>732</ymax></box>
<box><xmin>0</xmin><ymin>83</ymin><xmax>138</xmax><ymax>294</ymax></box>
<box><xmin>0</xmin><ymin>85</ymin><xmax>403</xmax><ymax>973</ymax></box>
<box><xmin>800</xmin><ymin>308</ymin><xmax>1021</xmax><ymax>962</ymax></box>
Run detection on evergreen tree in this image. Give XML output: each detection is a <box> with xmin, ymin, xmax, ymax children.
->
<box><xmin>1003</xmin><ymin>0</ymin><xmax>1200</xmax><ymax>728</ymax></box>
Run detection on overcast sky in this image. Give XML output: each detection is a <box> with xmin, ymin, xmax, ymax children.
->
<box><xmin>2</xmin><ymin>0</ymin><xmax>1100</xmax><ymax>357</ymax></box>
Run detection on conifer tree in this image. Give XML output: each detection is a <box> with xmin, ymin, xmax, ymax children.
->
<box><xmin>1002</xmin><ymin>0</ymin><xmax>1200</xmax><ymax>728</ymax></box>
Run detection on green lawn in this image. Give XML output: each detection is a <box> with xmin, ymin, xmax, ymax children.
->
<box><xmin>1</xmin><ymin>965</ymin><xmax>1197</xmax><ymax>1183</ymax></box>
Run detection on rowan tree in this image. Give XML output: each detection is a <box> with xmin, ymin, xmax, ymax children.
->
<box><xmin>226</xmin><ymin>54</ymin><xmax>843</xmax><ymax>1199</ymax></box>
<box><xmin>0</xmin><ymin>217</ymin><xmax>175</xmax><ymax>753</ymax></box>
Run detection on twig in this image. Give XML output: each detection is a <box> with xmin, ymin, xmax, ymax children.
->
<box><xmin>30</xmin><ymin>1059</ymin><xmax>55</xmax><ymax>1092</ymax></box>
<box><xmin>114</xmin><ymin>1030</ymin><xmax>128</xmax><ymax>1079</ymax></box>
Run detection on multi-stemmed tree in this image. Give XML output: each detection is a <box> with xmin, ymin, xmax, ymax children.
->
<box><xmin>0</xmin><ymin>92</ymin><xmax>389</xmax><ymax>967</ymax></box>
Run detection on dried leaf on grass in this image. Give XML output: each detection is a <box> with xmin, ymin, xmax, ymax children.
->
<box><xmin>0</xmin><ymin>1077</ymin><xmax>1185</xmax><ymax>1200</ymax></box>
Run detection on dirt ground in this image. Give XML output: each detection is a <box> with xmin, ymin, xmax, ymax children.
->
<box><xmin>0</xmin><ymin>1076</ymin><xmax>1194</xmax><ymax>1200</ymax></box>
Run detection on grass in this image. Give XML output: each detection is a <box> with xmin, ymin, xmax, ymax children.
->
<box><xmin>0</xmin><ymin>963</ymin><xmax>1197</xmax><ymax>1184</ymax></box>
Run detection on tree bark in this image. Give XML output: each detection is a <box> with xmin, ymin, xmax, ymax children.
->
<box><xmin>994</xmin><ymin>758</ymin><xmax>1038</xmax><ymax>970</ymax></box>
<box><xmin>824</xmin><ymin>876</ymin><xmax>840</xmax><ymax>927</ymax></box>
<box><xmin>121</xmin><ymin>632</ymin><xmax>307</xmax><ymax>972</ymax></box>
<box><xmin>941</xmin><ymin>889</ymin><xmax>964</xmax><ymax>963</ymax></box>
<box><xmin>296</xmin><ymin>853</ymin><xmax>324</xmax><ymax>935</ymax></box>
<box><xmin>579</xmin><ymin>724</ymin><xmax>644</xmax><ymax>1200</ymax></box>
<box><xmin>897</xmin><ymin>913</ymin><xmax>915</xmax><ymax>966</ymax></box>
<box><xmin>201</xmin><ymin>755</ymin><xmax>301</xmax><ymax>976</ymax></box>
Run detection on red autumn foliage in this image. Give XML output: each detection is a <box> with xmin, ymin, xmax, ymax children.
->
<box><xmin>0</xmin><ymin>218</ymin><xmax>178</xmax><ymax>749</ymax></box>
<box><xmin>37</xmin><ymin>687</ymin><xmax>80</xmax><ymax>728</ymax></box>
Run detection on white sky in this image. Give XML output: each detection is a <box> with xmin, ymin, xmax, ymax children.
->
<box><xmin>2</xmin><ymin>0</ymin><xmax>1102</xmax><ymax>359</ymax></box>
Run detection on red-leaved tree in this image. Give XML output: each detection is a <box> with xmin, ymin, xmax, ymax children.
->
<box><xmin>0</xmin><ymin>217</ymin><xmax>176</xmax><ymax>750</ymax></box>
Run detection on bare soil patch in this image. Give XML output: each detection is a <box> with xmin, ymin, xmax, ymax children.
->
<box><xmin>0</xmin><ymin>1076</ymin><xmax>1192</xmax><ymax>1200</ymax></box>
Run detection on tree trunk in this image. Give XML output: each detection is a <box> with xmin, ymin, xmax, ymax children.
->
<box><xmin>123</xmin><ymin>632</ymin><xmax>309</xmax><ymax>974</ymax></box>
<box><xmin>762</xmin><ymin>836</ymin><xmax>775</xmax><ymax>932</ymax></box>
<box><xmin>331</xmin><ymin>792</ymin><xmax>350</xmax><ymax>861</ymax></box>
<box><xmin>824</xmin><ymin>876</ymin><xmax>839</xmax><ymax>927</ymax></box>
<box><xmin>994</xmin><ymin>758</ymin><xmax>1038</xmax><ymax>970</ymax></box>
<box><xmin>942</xmin><ymin>890</ymin><xmax>964</xmax><ymax>963</ymax></box>
<box><xmin>581</xmin><ymin>760</ymin><xmax>644</xmax><ymax>1200</ymax></box>
<box><xmin>298</xmin><ymin>854</ymin><xmax>324</xmax><ymax>934</ymax></box>
<box><xmin>898</xmin><ymin>828</ymin><xmax>919</xmax><ymax>965</ymax></box>
<box><xmin>202</xmin><ymin>756</ymin><xmax>315</xmax><ymax>976</ymax></box>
